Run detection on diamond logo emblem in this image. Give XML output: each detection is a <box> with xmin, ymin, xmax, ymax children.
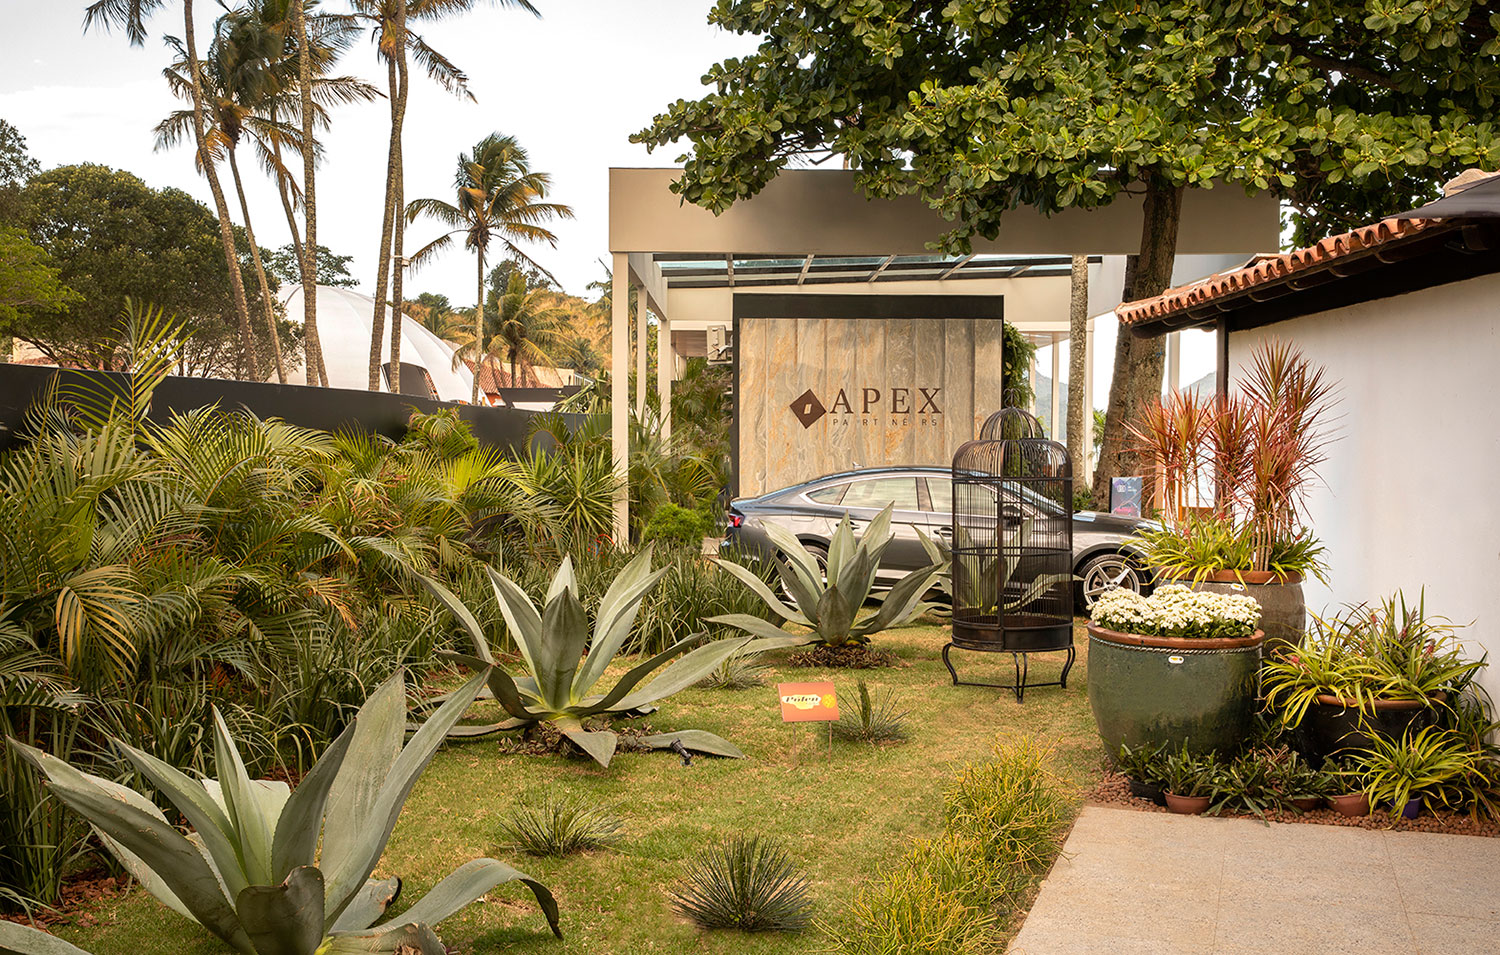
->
<box><xmin>790</xmin><ymin>389</ymin><xmax>827</xmax><ymax>429</ymax></box>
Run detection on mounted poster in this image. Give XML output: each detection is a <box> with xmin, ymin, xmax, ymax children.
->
<box><xmin>732</xmin><ymin>294</ymin><xmax>1005</xmax><ymax>498</ymax></box>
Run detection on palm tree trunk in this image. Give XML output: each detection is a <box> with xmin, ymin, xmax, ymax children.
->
<box><xmin>184</xmin><ymin>0</ymin><xmax>260</xmax><ymax>381</ymax></box>
<box><xmin>387</xmin><ymin>8</ymin><xmax>409</xmax><ymax>395</ymax></box>
<box><xmin>1066</xmin><ymin>252</ymin><xmax>1089</xmax><ymax>489</ymax></box>
<box><xmin>473</xmin><ymin>248</ymin><xmax>485</xmax><ymax>404</ymax></box>
<box><xmin>293</xmin><ymin>1</ymin><xmax>325</xmax><ymax>387</ymax></box>
<box><xmin>1092</xmin><ymin>178</ymin><xmax>1184</xmax><ymax>504</ymax></box>
<box><xmin>228</xmin><ymin>147</ymin><xmax>287</xmax><ymax>383</ymax></box>
<box><xmin>270</xmin><ymin>129</ymin><xmax>304</xmax><ymax>270</ymax></box>
<box><xmin>368</xmin><ymin>48</ymin><xmax>402</xmax><ymax>391</ymax></box>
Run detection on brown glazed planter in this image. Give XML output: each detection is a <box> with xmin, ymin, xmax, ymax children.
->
<box><xmin>1289</xmin><ymin>796</ymin><xmax>1322</xmax><ymax>812</ymax></box>
<box><xmin>1303</xmin><ymin>694</ymin><xmax>1441</xmax><ymax>761</ymax></box>
<box><xmin>1162</xmin><ymin>573</ymin><xmax>1305</xmax><ymax>655</ymax></box>
<box><xmin>1326</xmin><ymin>792</ymin><xmax>1371</xmax><ymax>817</ymax></box>
<box><xmin>1164</xmin><ymin>792</ymin><xmax>1211</xmax><ymax>815</ymax></box>
<box><xmin>1087</xmin><ymin>624</ymin><xmax>1266</xmax><ymax>757</ymax></box>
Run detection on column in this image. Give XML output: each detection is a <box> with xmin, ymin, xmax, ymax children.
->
<box><xmin>657</xmin><ymin>311</ymin><xmax>673</xmax><ymax>441</ymax></box>
<box><xmin>1166</xmin><ymin>329</ymin><xmax>1181</xmax><ymax>393</ymax></box>
<box><xmin>634</xmin><ymin>285</ymin><xmax>649</xmax><ymax>420</ymax></box>
<box><xmin>1050</xmin><ymin>332</ymin><xmax>1061</xmax><ymax>440</ymax></box>
<box><xmin>611</xmin><ymin>253</ymin><xmax>630</xmax><ymax>544</ymax></box>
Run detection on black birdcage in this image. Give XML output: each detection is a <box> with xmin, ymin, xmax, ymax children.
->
<box><xmin>946</xmin><ymin>407</ymin><xmax>1075</xmax><ymax>701</ymax></box>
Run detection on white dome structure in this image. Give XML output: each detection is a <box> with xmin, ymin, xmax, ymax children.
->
<box><xmin>279</xmin><ymin>285</ymin><xmax>474</xmax><ymax>402</ymax></box>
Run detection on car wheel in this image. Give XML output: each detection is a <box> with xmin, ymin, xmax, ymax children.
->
<box><xmin>1077</xmin><ymin>552</ymin><xmax>1146</xmax><ymax>611</ymax></box>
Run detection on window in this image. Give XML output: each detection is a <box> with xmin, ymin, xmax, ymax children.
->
<box><xmin>841</xmin><ymin>477</ymin><xmax>920</xmax><ymax>510</ymax></box>
<box><xmin>807</xmin><ymin>483</ymin><xmax>847</xmax><ymax>504</ymax></box>
<box><xmin>926</xmin><ymin>476</ymin><xmax>952</xmax><ymax>515</ymax></box>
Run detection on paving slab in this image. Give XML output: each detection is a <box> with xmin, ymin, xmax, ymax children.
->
<box><xmin>1008</xmin><ymin>806</ymin><xmax>1500</xmax><ymax>955</ymax></box>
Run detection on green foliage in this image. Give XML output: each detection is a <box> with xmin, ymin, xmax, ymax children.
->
<box><xmin>640</xmin><ymin>502</ymin><xmax>712</xmax><ymax>552</ymax></box>
<box><xmin>1262</xmin><ymin>592</ymin><xmax>1488</xmax><ymax>728</ymax></box>
<box><xmin>710</xmin><ymin>504</ymin><xmax>945</xmax><ymax>649</ymax></box>
<box><xmin>265</xmin><ymin>244</ymin><xmax>357</xmax><ymax>288</ymax></box>
<box><xmin>418</xmin><ymin>548</ymin><xmax>751</xmax><ymax>767</ymax></box>
<box><xmin>696</xmin><ymin>646</ymin><xmax>770</xmax><ymax>690</ymax></box>
<box><xmin>500</xmin><ymin>793</ymin><xmax>624</xmax><ymax>857</ymax></box>
<box><xmin>834</xmin><ymin>681</ymin><xmax>910</xmax><ymax>743</ymax></box>
<box><xmin>670</xmin><ymin>836</ymin><xmax>812</xmax><ymax>933</ymax></box>
<box><xmin>1001</xmin><ymin>322</ymin><xmax>1035</xmax><ymax>408</ymax></box>
<box><xmin>8</xmin><ymin>670</ymin><xmax>560</xmax><ymax>954</ymax></box>
<box><xmin>835</xmin><ymin>737</ymin><xmax>1071</xmax><ymax>955</ymax></box>
<box><xmin>635</xmin><ymin>2</ymin><xmax>1500</xmax><ymax>250</ymax></box>
<box><xmin>1352</xmin><ymin>726</ymin><xmax>1484</xmax><ymax>815</ymax></box>
<box><xmin>0</xmin><ymin>118</ymin><xmax>39</xmax><ymax>225</ymax></box>
<box><xmin>633</xmin><ymin>550</ymin><xmax>775</xmax><ymax>656</ymax></box>
<box><xmin>0</xmin><ymin>227</ymin><xmax>77</xmax><ymax>328</ymax></box>
<box><xmin>1137</xmin><ymin>518</ymin><xmax>1328</xmax><ymax>584</ymax></box>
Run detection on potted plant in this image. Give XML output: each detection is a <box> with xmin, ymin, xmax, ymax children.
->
<box><xmin>1276</xmin><ymin>749</ymin><xmax>1332</xmax><ymax>812</ymax></box>
<box><xmin>1321</xmin><ymin>756</ymin><xmax>1371</xmax><ymax>817</ymax></box>
<box><xmin>1115</xmin><ymin>740</ymin><xmax>1169</xmax><ymax>806</ymax></box>
<box><xmin>1161</xmin><ymin>748</ymin><xmax>1219</xmax><ymax>815</ymax></box>
<box><xmin>1352</xmin><ymin>725</ymin><xmax>1482</xmax><ymax>820</ymax></box>
<box><xmin>1261</xmin><ymin>592</ymin><xmax>1487</xmax><ymax>761</ymax></box>
<box><xmin>1087</xmin><ymin>584</ymin><xmax>1263</xmax><ymax>756</ymax></box>
<box><xmin>1127</xmin><ymin>342</ymin><xmax>1337</xmax><ymax>652</ymax></box>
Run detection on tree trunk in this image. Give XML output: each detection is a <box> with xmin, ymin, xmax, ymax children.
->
<box><xmin>368</xmin><ymin>46</ymin><xmax>402</xmax><ymax>391</ymax></box>
<box><xmin>293</xmin><ymin>1</ymin><xmax>325</xmax><ymax>387</ymax></box>
<box><xmin>184</xmin><ymin>0</ymin><xmax>259</xmax><ymax>381</ymax></box>
<box><xmin>473</xmin><ymin>249</ymin><xmax>485</xmax><ymax>404</ymax></box>
<box><xmin>387</xmin><ymin>7</ymin><xmax>409</xmax><ymax>395</ymax></box>
<box><xmin>228</xmin><ymin>147</ymin><xmax>286</xmax><ymax>383</ymax></box>
<box><xmin>1091</xmin><ymin>179</ymin><xmax>1184</xmax><ymax>505</ymax></box>
<box><xmin>270</xmin><ymin>128</ymin><xmax>304</xmax><ymax>272</ymax></box>
<box><xmin>1066</xmin><ymin>252</ymin><xmax>1089</xmax><ymax>490</ymax></box>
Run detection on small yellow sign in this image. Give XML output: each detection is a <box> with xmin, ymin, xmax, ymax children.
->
<box><xmin>777</xmin><ymin>681</ymin><xmax>839</xmax><ymax>722</ymax></box>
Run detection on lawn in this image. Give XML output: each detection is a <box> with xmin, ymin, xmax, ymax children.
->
<box><xmin>57</xmin><ymin>621</ymin><xmax>1103</xmax><ymax>955</ymax></box>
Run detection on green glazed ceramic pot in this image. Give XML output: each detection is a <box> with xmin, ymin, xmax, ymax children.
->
<box><xmin>1088</xmin><ymin>623</ymin><xmax>1265</xmax><ymax>757</ymax></box>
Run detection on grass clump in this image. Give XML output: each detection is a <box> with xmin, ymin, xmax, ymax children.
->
<box><xmin>697</xmin><ymin>647</ymin><xmax>771</xmax><ymax>690</ymax></box>
<box><xmin>832</xmin><ymin>736</ymin><xmax>1073</xmax><ymax>954</ymax></box>
<box><xmin>500</xmin><ymin>794</ymin><xmax>624</xmax><ymax>856</ymax></box>
<box><xmin>670</xmin><ymin>836</ymin><xmax>813</xmax><ymax>933</ymax></box>
<box><xmin>834</xmin><ymin>680</ymin><xmax>910</xmax><ymax>743</ymax></box>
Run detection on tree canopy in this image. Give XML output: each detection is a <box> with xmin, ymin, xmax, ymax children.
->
<box><xmin>267</xmin><ymin>242</ymin><xmax>358</xmax><ymax>287</ymax></box>
<box><xmin>635</xmin><ymin>1</ymin><xmax>1499</xmax><ymax>249</ymax></box>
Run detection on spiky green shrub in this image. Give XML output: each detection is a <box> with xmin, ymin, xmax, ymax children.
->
<box><xmin>834</xmin><ymin>681</ymin><xmax>910</xmax><ymax>743</ymax></box>
<box><xmin>697</xmin><ymin>647</ymin><xmax>771</xmax><ymax>690</ymax></box>
<box><xmin>420</xmin><ymin>547</ymin><xmax>751</xmax><ymax>767</ymax></box>
<box><xmin>501</xmin><ymin>794</ymin><xmax>625</xmax><ymax>856</ymax></box>
<box><xmin>670</xmin><ymin>836</ymin><xmax>813</xmax><ymax>933</ymax></box>
<box><xmin>837</xmin><ymin>834</ymin><xmax>1000</xmax><ymax>955</ymax></box>
<box><xmin>710</xmin><ymin>504</ymin><xmax>945</xmax><ymax>649</ymax></box>
<box><xmin>7</xmin><ymin>670</ymin><xmax>560</xmax><ymax>955</ymax></box>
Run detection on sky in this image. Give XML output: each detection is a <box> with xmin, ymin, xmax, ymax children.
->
<box><xmin>0</xmin><ymin>1</ymin><xmax>1219</xmax><ymax>400</ymax></box>
<box><xmin>0</xmin><ymin>1</ymin><xmax>755</xmax><ymax>302</ymax></box>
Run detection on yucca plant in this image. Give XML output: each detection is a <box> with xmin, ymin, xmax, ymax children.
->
<box><xmin>6</xmin><ymin>669</ymin><xmax>561</xmax><ymax>955</ymax></box>
<box><xmin>501</xmin><ymin>793</ymin><xmax>625</xmax><ymax>856</ymax></box>
<box><xmin>833</xmin><ymin>681</ymin><xmax>910</xmax><ymax>743</ymax></box>
<box><xmin>708</xmin><ymin>504</ymin><xmax>944</xmax><ymax>649</ymax></box>
<box><xmin>697</xmin><ymin>647</ymin><xmax>771</xmax><ymax>690</ymax></box>
<box><xmin>670</xmin><ymin>836</ymin><xmax>813</xmax><ymax>933</ymax></box>
<box><xmin>420</xmin><ymin>546</ymin><xmax>751</xmax><ymax>767</ymax></box>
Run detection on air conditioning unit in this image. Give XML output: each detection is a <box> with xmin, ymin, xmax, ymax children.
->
<box><xmin>707</xmin><ymin>324</ymin><xmax>732</xmax><ymax>364</ymax></box>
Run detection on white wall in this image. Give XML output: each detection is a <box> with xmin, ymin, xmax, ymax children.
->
<box><xmin>1228</xmin><ymin>273</ymin><xmax>1500</xmax><ymax>702</ymax></box>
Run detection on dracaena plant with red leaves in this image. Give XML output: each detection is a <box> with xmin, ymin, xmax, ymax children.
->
<box><xmin>1127</xmin><ymin>340</ymin><xmax>1336</xmax><ymax>583</ymax></box>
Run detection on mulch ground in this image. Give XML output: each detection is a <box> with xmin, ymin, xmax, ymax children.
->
<box><xmin>1</xmin><ymin>873</ymin><xmax>131</xmax><ymax>931</ymax></box>
<box><xmin>1089</xmin><ymin>770</ymin><xmax>1500</xmax><ymax>837</ymax></box>
<box><xmin>784</xmin><ymin>644</ymin><xmax>903</xmax><ymax>669</ymax></box>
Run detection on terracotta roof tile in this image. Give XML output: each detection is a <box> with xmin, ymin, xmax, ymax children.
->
<box><xmin>1116</xmin><ymin>217</ymin><xmax>1446</xmax><ymax>327</ymax></box>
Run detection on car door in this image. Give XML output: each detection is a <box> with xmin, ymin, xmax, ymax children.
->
<box><xmin>837</xmin><ymin>475</ymin><xmax>928</xmax><ymax>577</ymax></box>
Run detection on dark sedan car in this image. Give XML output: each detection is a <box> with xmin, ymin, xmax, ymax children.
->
<box><xmin>723</xmin><ymin>465</ymin><xmax>1153</xmax><ymax>609</ymax></box>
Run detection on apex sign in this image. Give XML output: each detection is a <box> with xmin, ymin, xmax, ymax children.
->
<box><xmin>789</xmin><ymin>386</ymin><xmax>942</xmax><ymax>429</ymax></box>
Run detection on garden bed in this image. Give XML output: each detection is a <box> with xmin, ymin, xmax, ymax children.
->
<box><xmin>36</xmin><ymin>622</ymin><xmax>1102</xmax><ymax>955</ymax></box>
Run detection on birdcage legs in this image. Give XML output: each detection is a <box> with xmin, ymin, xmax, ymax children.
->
<box><xmin>942</xmin><ymin>643</ymin><xmax>1077</xmax><ymax>703</ymax></box>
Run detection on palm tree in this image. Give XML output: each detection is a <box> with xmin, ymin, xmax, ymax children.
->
<box><xmin>350</xmin><ymin>0</ymin><xmax>539</xmax><ymax>394</ymax></box>
<box><xmin>406</xmin><ymin>133</ymin><xmax>572</xmax><ymax>403</ymax></box>
<box><xmin>85</xmin><ymin>0</ymin><xmax>262</xmax><ymax>381</ymax></box>
<box><xmin>493</xmin><ymin>271</ymin><xmax>576</xmax><ymax>386</ymax></box>
<box><xmin>157</xmin><ymin>2</ymin><xmax>376</xmax><ymax>384</ymax></box>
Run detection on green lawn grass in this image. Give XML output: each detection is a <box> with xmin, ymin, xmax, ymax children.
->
<box><xmin>58</xmin><ymin>621</ymin><xmax>1103</xmax><ymax>955</ymax></box>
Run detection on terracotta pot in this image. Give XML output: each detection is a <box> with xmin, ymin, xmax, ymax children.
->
<box><xmin>1164</xmin><ymin>792</ymin><xmax>1211</xmax><ymax>815</ymax></box>
<box><xmin>1289</xmin><ymin>796</ymin><xmax>1322</xmax><ymax>812</ymax></box>
<box><xmin>1325</xmin><ymin>792</ymin><xmax>1370</xmax><ymax>817</ymax></box>
<box><xmin>1087</xmin><ymin>623</ymin><xmax>1265</xmax><ymax>757</ymax></box>
<box><xmin>1302</xmin><ymin>695</ymin><xmax>1441</xmax><ymax>762</ymax></box>
<box><xmin>1162</xmin><ymin>574</ymin><xmax>1305</xmax><ymax>656</ymax></box>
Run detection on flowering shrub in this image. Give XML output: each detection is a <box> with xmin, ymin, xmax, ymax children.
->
<box><xmin>1091</xmin><ymin>585</ymin><xmax>1261</xmax><ymax>640</ymax></box>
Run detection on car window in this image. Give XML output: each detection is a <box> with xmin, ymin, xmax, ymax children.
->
<box><xmin>807</xmin><ymin>483</ymin><xmax>847</xmax><ymax>504</ymax></box>
<box><xmin>841</xmin><ymin>477</ymin><xmax>919</xmax><ymax>510</ymax></box>
<box><xmin>926</xmin><ymin>476</ymin><xmax>952</xmax><ymax>515</ymax></box>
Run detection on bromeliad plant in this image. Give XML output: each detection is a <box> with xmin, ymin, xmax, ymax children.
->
<box><xmin>708</xmin><ymin>504</ymin><xmax>945</xmax><ymax>649</ymax></box>
<box><xmin>6</xmin><ymin>670</ymin><xmax>561</xmax><ymax>955</ymax></box>
<box><xmin>421</xmin><ymin>546</ymin><xmax>751</xmax><ymax>767</ymax></box>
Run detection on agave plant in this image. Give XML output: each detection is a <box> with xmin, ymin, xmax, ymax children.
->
<box><xmin>6</xmin><ymin>670</ymin><xmax>561</xmax><ymax>955</ymax></box>
<box><xmin>420</xmin><ymin>546</ymin><xmax>750</xmax><ymax>767</ymax></box>
<box><xmin>707</xmin><ymin>504</ymin><xmax>945</xmax><ymax>649</ymax></box>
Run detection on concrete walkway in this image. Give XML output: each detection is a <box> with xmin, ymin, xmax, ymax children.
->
<box><xmin>1009</xmin><ymin>806</ymin><xmax>1500</xmax><ymax>954</ymax></box>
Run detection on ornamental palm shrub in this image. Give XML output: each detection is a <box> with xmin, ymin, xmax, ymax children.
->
<box><xmin>419</xmin><ymin>547</ymin><xmax>752</xmax><ymax>767</ymax></box>
<box><xmin>670</xmin><ymin>836</ymin><xmax>813</xmax><ymax>933</ymax></box>
<box><xmin>709</xmin><ymin>504</ymin><xmax>945</xmax><ymax>649</ymax></box>
<box><xmin>501</xmin><ymin>793</ymin><xmax>625</xmax><ymax>856</ymax></box>
<box><xmin>7</xmin><ymin>669</ymin><xmax>561</xmax><ymax>955</ymax></box>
